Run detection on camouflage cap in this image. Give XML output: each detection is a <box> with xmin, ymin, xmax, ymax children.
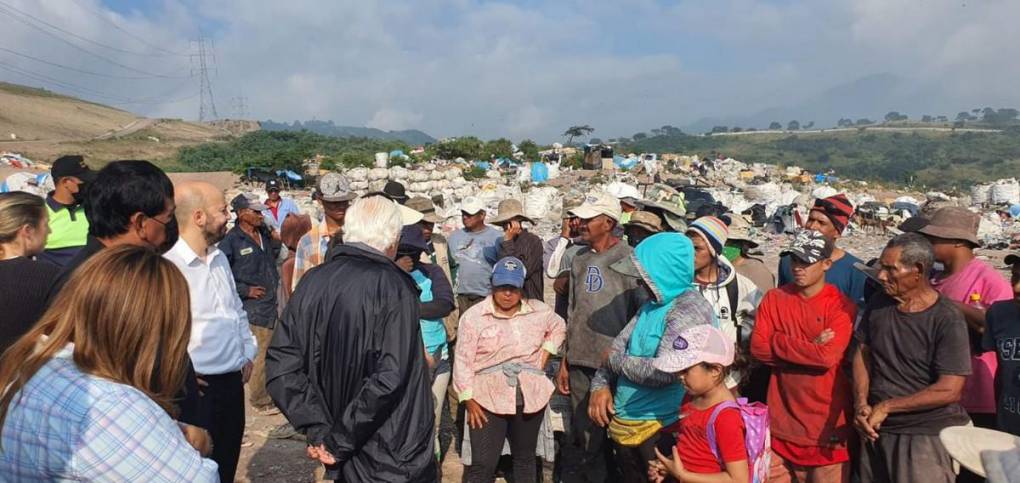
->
<box><xmin>640</xmin><ymin>184</ymin><xmax>687</xmax><ymax>231</ymax></box>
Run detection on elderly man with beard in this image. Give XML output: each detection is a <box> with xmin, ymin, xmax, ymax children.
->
<box><xmin>166</xmin><ymin>181</ymin><xmax>258</xmax><ymax>483</ymax></box>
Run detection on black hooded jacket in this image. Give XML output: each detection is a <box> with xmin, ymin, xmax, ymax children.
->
<box><xmin>266</xmin><ymin>243</ymin><xmax>436</xmax><ymax>482</ymax></box>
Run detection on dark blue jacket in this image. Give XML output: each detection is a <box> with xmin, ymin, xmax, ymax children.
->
<box><xmin>220</xmin><ymin>225</ymin><xmax>280</xmax><ymax>328</ymax></box>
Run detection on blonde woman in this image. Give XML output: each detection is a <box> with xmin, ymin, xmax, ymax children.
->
<box><xmin>0</xmin><ymin>246</ymin><xmax>219</xmax><ymax>481</ymax></box>
<box><xmin>0</xmin><ymin>191</ymin><xmax>59</xmax><ymax>352</ymax></box>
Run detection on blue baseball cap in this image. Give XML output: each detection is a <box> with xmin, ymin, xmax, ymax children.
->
<box><xmin>492</xmin><ymin>256</ymin><xmax>526</xmax><ymax>288</ymax></box>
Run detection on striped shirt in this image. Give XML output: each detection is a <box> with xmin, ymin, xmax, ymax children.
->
<box><xmin>0</xmin><ymin>344</ymin><xmax>218</xmax><ymax>481</ymax></box>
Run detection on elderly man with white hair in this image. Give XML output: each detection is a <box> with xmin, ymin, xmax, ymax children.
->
<box><xmin>266</xmin><ymin>195</ymin><xmax>435</xmax><ymax>482</ymax></box>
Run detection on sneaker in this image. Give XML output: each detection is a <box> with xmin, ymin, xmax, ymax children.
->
<box><xmin>254</xmin><ymin>405</ymin><xmax>282</xmax><ymax>416</ymax></box>
<box><xmin>267</xmin><ymin>423</ymin><xmax>304</xmax><ymax>441</ymax></box>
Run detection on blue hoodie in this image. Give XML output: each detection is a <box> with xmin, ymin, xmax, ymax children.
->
<box><xmin>613</xmin><ymin>233</ymin><xmax>718</xmax><ymax>424</ymax></box>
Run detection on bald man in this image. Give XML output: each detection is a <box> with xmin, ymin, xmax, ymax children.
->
<box><xmin>165</xmin><ymin>181</ymin><xmax>257</xmax><ymax>483</ymax></box>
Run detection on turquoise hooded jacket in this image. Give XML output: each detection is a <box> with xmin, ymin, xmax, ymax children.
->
<box><xmin>612</xmin><ymin>233</ymin><xmax>719</xmax><ymax>424</ymax></box>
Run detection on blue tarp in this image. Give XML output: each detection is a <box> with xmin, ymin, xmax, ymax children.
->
<box><xmin>613</xmin><ymin>155</ymin><xmax>638</xmax><ymax>170</ymax></box>
<box><xmin>474</xmin><ymin>161</ymin><xmax>492</xmax><ymax>170</ymax></box>
<box><xmin>275</xmin><ymin>169</ymin><xmax>303</xmax><ymax>182</ymax></box>
<box><xmin>389</xmin><ymin>150</ymin><xmax>407</xmax><ymax>159</ymax></box>
<box><xmin>530</xmin><ymin>162</ymin><xmax>549</xmax><ymax>183</ymax></box>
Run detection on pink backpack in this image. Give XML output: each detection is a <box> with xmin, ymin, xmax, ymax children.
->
<box><xmin>706</xmin><ymin>398</ymin><xmax>771</xmax><ymax>483</ymax></box>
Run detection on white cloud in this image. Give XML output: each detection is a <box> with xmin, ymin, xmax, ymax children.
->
<box><xmin>1</xmin><ymin>0</ymin><xmax>1018</xmax><ymax>142</ymax></box>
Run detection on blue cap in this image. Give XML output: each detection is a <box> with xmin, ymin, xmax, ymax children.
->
<box><xmin>491</xmin><ymin>256</ymin><xmax>526</xmax><ymax>288</ymax></box>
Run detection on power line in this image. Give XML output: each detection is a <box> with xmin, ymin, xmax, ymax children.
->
<box><xmin>192</xmin><ymin>38</ymin><xmax>218</xmax><ymax>121</ymax></box>
<box><xmin>229</xmin><ymin>96</ymin><xmax>249</xmax><ymax>119</ymax></box>
<box><xmin>0</xmin><ymin>61</ymin><xmax>135</xmax><ymax>103</ymax></box>
<box><xmin>0</xmin><ymin>47</ymin><xmax>179</xmax><ymax>80</ymax></box>
<box><xmin>0</xmin><ymin>0</ymin><xmax>186</xmax><ymax>57</ymax></box>
<box><xmin>66</xmin><ymin>0</ymin><xmax>188</xmax><ymax>56</ymax></box>
<box><xmin>0</xmin><ymin>61</ymin><xmax>197</xmax><ymax>106</ymax></box>
<box><xmin>0</xmin><ymin>4</ymin><xmax>189</xmax><ymax>78</ymax></box>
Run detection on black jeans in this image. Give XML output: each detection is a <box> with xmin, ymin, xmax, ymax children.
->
<box><xmin>613</xmin><ymin>432</ymin><xmax>676</xmax><ymax>483</ymax></box>
<box><xmin>567</xmin><ymin>366</ymin><xmax>616</xmax><ymax>483</ymax></box>
<box><xmin>465</xmin><ymin>405</ymin><xmax>545</xmax><ymax>483</ymax></box>
<box><xmin>197</xmin><ymin>371</ymin><xmax>245</xmax><ymax>483</ymax></box>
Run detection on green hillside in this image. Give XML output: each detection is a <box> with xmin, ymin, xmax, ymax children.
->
<box><xmin>621</xmin><ymin>128</ymin><xmax>1020</xmax><ymax>190</ymax></box>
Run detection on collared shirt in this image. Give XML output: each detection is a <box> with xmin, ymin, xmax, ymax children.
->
<box><xmin>164</xmin><ymin>239</ymin><xmax>257</xmax><ymax>375</ymax></box>
<box><xmin>453</xmin><ymin>297</ymin><xmax>566</xmax><ymax>415</ymax></box>
<box><xmin>38</xmin><ymin>192</ymin><xmax>88</xmax><ymax>267</ymax></box>
<box><xmin>0</xmin><ymin>344</ymin><xmax>218</xmax><ymax>481</ymax></box>
<box><xmin>292</xmin><ymin>218</ymin><xmax>335</xmax><ymax>291</ymax></box>
<box><xmin>262</xmin><ymin>196</ymin><xmax>302</xmax><ymax>232</ymax></box>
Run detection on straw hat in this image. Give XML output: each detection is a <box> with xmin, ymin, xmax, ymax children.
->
<box><xmin>940</xmin><ymin>426</ymin><xmax>1020</xmax><ymax>478</ymax></box>
<box><xmin>490</xmin><ymin>198</ymin><xmax>534</xmax><ymax>225</ymax></box>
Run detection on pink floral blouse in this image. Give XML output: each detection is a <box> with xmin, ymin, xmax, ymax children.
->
<box><xmin>453</xmin><ymin>296</ymin><xmax>566</xmax><ymax>415</ymax></box>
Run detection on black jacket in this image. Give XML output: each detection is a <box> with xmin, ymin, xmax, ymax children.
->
<box><xmin>266</xmin><ymin>243</ymin><xmax>436</xmax><ymax>482</ymax></box>
<box><xmin>220</xmin><ymin>225</ymin><xmax>280</xmax><ymax>328</ymax></box>
<box><xmin>498</xmin><ymin>229</ymin><xmax>545</xmax><ymax>301</ymax></box>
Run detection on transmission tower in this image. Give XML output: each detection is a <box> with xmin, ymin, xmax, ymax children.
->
<box><xmin>229</xmin><ymin>96</ymin><xmax>249</xmax><ymax>119</ymax></box>
<box><xmin>190</xmin><ymin>38</ymin><xmax>218</xmax><ymax>121</ymax></box>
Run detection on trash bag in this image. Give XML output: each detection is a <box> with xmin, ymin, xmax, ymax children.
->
<box><xmin>742</xmin><ymin>204</ymin><xmax>768</xmax><ymax>227</ymax></box>
<box><xmin>768</xmin><ymin>204</ymin><xmax>800</xmax><ymax>234</ymax></box>
<box><xmin>530</xmin><ymin>162</ymin><xmax>549</xmax><ymax>184</ymax></box>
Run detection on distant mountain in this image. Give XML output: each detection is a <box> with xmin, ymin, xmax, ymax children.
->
<box><xmin>685</xmin><ymin>73</ymin><xmax>928</xmax><ymax>133</ymax></box>
<box><xmin>261</xmin><ymin>119</ymin><xmax>435</xmax><ymax>145</ymax></box>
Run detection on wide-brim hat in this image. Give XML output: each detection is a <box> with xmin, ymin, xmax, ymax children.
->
<box><xmin>917</xmin><ymin>206</ymin><xmax>981</xmax><ymax>246</ymax></box>
<box><xmin>490</xmin><ymin>198</ymin><xmax>534</xmax><ymax>225</ymax></box>
<box><xmin>317</xmin><ymin>173</ymin><xmax>357</xmax><ymax>202</ymax></box>
<box><xmin>940</xmin><ymin>426</ymin><xmax>1020</xmax><ymax>478</ymax></box>
<box><xmin>725</xmin><ymin>213</ymin><xmax>760</xmax><ymax>248</ymax></box>
<box><xmin>624</xmin><ymin>210</ymin><xmax>664</xmax><ymax>234</ymax></box>
<box><xmin>406</xmin><ymin>196</ymin><xmax>444</xmax><ymax>223</ymax></box>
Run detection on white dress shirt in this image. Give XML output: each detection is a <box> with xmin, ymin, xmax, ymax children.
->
<box><xmin>164</xmin><ymin>238</ymin><xmax>257</xmax><ymax>375</ymax></box>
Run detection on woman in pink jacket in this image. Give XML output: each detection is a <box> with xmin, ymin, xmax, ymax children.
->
<box><xmin>454</xmin><ymin>256</ymin><xmax>566</xmax><ymax>483</ymax></box>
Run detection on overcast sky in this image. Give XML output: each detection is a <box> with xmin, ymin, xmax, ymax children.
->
<box><xmin>1</xmin><ymin>0</ymin><xmax>1017</xmax><ymax>142</ymax></box>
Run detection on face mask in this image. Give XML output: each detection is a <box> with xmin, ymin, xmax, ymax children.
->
<box><xmin>722</xmin><ymin>245</ymin><xmax>742</xmax><ymax>262</ymax></box>
<box><xmin>157</xmin><ymin>216</ymin><xmax>179</xmax><ymax>254</ymax></box>
<box><xmin>71</xmin><ymin>184</ymin><xmax>87</xmax><ymax>205</ymax></box>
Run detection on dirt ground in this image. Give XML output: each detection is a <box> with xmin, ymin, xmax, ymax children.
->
<box><xmin>236</xmin><ymin>389</ymin><xmax>468</xmax><ymax>483</ymax></box>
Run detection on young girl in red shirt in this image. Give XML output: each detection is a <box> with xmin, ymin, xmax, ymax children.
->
<box><xmin>648</xmin><ymin>325</ymin><xmax>750</xmax><ymax>483</ymax></box>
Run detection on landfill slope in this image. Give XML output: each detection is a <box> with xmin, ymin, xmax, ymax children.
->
<box><xmin>0</xmin><ymin>81</ymin><xmax>251</xmax><ymax>169</ymax></box>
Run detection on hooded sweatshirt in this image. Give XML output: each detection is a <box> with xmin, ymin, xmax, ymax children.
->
<box><xmin>693</xmin><ymin>256</ymin><xmax>763</xmax><ymax>387</ymax></box>
<box><xmin>591</xmin><ymin>234</ymin><xmax>719</xmax><ymax>425</ymax></box>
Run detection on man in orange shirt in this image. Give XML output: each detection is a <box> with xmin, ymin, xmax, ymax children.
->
<box><xmin>750</xmin><ymin>230</ymin><xmax>857</xmax><ymax>482</ymax></box>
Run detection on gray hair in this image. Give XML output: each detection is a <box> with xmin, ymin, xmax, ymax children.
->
<box><xmin>886</xmin><ymin>233</ymin><xmax>934</xmax><ymax>275</ymax></box>
<box><xmin>344</xmin><ymin>195</ymin><xmax>402</xmax><ymax>253</ymax></box>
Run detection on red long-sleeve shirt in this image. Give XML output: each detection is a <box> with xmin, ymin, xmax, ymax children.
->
<box><xmin>750</xmin><ymin>284</ymin><xmax>856</xmax><ymax>448</ymax></box>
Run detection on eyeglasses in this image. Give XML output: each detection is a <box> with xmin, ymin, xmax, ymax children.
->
<box><xmin>148</xmin><ymin>213</ymin><xmax>175</xmax><ymax>226</ymax></box>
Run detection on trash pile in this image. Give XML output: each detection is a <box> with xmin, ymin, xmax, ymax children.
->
<box><xmin>1</xmin><ymin>152</ymin><xmax>38</xmax><ymax>169</ymax></box>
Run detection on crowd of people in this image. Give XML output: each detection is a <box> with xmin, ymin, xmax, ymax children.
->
<box><xmin>0</xmin><ymin>155</ymin><xmax>1018</xmax><ymax>483</ymax></box>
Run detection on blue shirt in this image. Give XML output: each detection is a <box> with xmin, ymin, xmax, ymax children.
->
<box><xmin>261</xmin><ymin>197</ymin><xmax>301</xmax><ymax>232</ymax></box>
<box><xmin>779</xmin><ymin>251</ymin><xmax>867</xmax><ymax>306</ymax></box>
<box><xmin>412</xmin><ymin>269</ymin><xmax>448</xmax><ymax>359</ymax></box>
<box><xmin>448</xmin><ymin>226</ymin><xmax>502</xmax><ymax>297</ymax></box>
<box><xmin>0</xmin><ymin>345</ymin><xmax>218</xmax><ymax>481</ymax></box>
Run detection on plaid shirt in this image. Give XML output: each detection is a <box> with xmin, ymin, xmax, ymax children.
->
<box><xmin>291</xmin><ymin>219</ymin><xmax>333</xmax><ymax>291</ymax></box>
<box><xmin>0</xmin><ymin>345</ymin><xmax>218</xmax><ymax>481</ymax></box>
